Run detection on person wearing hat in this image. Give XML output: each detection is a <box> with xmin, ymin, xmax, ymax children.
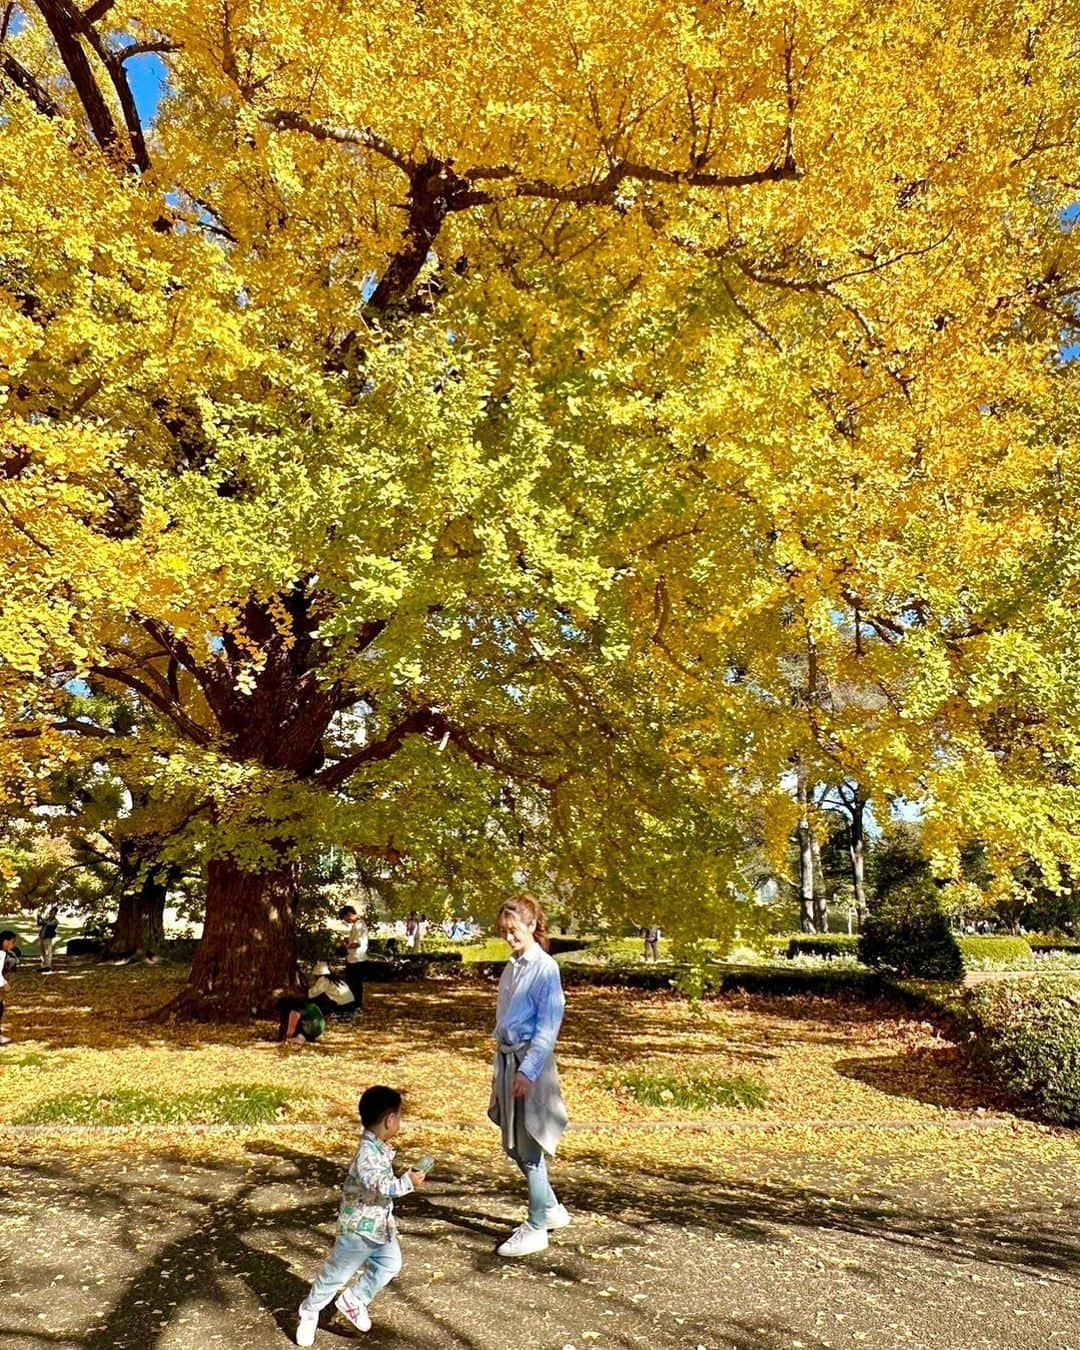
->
<box><xmin>276</xmin><ymin>961</ymin><xmax>356</xmax><ymax>1043</ymax></box>
<box><xmin>310</xmin><ymin>962</ymin><xmax>356</xmax><ymax>1016</ymax></box>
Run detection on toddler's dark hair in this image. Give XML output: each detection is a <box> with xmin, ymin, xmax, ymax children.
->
<box><xmin>337</xmin><ymin>904</ymin><xmax>358</xmax><ymax>921</ymax></box>
<box><xmin>359</xmin><ymin>1085</ymin><xmax>402</xmax><ymax>1128</ymax></box>
<box><xmin>0</xmin><ymin>930</ymin><xmax>17</xmax><ymax>943</ymax></box>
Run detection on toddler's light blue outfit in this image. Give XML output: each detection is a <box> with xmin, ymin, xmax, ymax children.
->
<box><xmin>300</xmin><ymin>1130</ymin><xmax>413</xmax><ymax>1315</ymax></box>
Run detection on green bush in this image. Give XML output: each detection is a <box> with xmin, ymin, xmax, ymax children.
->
<box><xmin>966</xmin><ymin>976</ymin><xmax>1080</xmax><ymax>1125</ymax></box>
<box><xmin>1028</xmin><ymin>936</ymin><xmax>1080</xmax><ymax>955</ymax></box>
<box><xmin>859</xmin><ymin>887</ymin><xmax>963</xmax><ymax>980</ymax></box>
<box><xmin>786</xmin><ymin>934</ymin><xmax>860</xmax><ymax>960</ymax></box>
<box><xmin>957</xmin><ymin>935</ymin><xmax>1033</xmax><ymax>969</ymax></box>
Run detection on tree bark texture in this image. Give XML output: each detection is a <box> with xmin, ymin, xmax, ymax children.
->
<box><xmin>810</xmin><ymin>831</ymin><xmax>829</xmax><ymax>933</ymax></box>
<box><xmin>172</xmin><ymin>857</ymin><xmax>303</xmax><ymax>1021</ymax></box>
<box><xmin>797</xmin><ymin>766</ymin><xmax>815</xmax><ymax>933</ymax></box>
<box><xmin>107</xmin><ymin>878</ymin><xmax>166</xmax><ymax>958</ymax></box>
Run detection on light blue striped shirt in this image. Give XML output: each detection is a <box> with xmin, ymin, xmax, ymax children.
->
<box><xmin>493</xmin><ymin>942</ymin><xmax>566</xmax><ymax>1082</ymax></box>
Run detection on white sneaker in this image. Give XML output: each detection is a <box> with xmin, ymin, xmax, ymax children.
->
<box><xmin>543</xmin><ymin>1204</ymin><xmax>572</xmax><ymax>1231</ymax></box>
<box><xmin>497</xmin><ymin>1222</ymin><xmax>550</xmax><ymax>1257</ymax></box>
<box><xmin>335</xmin><ymin>1289</ymin><xmax>371</xmax><ymax>1332</ymax></box>
<box><xmin>0</xmin><ymin>1035</ymin><xmax>10</xmax><ymax>1046</ymax></box>
<box><xmin>295</xmin><ymin>1308</ymin><xmax>318</xmax><ymax>1346</ymax></box>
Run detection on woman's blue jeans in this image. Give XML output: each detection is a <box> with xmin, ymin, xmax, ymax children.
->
<box><xmin>507</xmin><ymin>1131</ymin><xmax>558</xmax><ymax>1228</ymax></box>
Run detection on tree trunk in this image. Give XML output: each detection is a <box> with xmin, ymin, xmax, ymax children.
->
<box><xmin>797</xmin><ymin>765</ymin><xmax>815</xmax><ymax>933</ymax></box>
<box><xmin>169</xmin><ymin>857</ymin><xmax>303</xmax><ymax>1022</ymax></box>
<box><xmin>849</xmin><ymin>797</ymin><xmax>868</xmax><ymax>926</ymax></box>
<box><xmin>107</xmin><ymin>876</ymin><xmax>166</xmax><ymax>958</ymax></box>
<box><xmin>811</xmin><ymin>831</ymin><xmax>829</xmax><ymax>932</ymax></box>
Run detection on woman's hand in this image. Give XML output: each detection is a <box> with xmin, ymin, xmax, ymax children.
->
<box><xmin>511</xmin><ymin>1071</ymin><xmax>532</xmax><ymax>1100</ymax></box>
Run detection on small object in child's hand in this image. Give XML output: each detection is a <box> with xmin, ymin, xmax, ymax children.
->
<box><xmin>414</xmin><ymin>1155</ymin><xmax>435</xmax><ymax>1174</ymax></box>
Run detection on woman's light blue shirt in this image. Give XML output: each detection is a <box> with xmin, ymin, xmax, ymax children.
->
<box><xmin>493</xmin><ymin>942</ymin><xmax>566</xmax><ymax>1082</ymax></box>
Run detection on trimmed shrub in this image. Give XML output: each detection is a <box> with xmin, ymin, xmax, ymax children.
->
<box><xmin>966</xmin><ymin>976</ymin><xmax>1080</xmax><ymax>1125</ymax></box>
<box><xmin>1028</xmin><ymin>936</ymin><xmax>1080</xmax><ymax>955</ymax></box>
<box><xmin>859</xmin><ymin>887</ymin><xmax>963</xmax><ymax>980</ymax></box>
<box><xmin>786</xmin><ymin>934</ymin><xmax>859</xmax><ymax>960</ymax></box>
<box><xmin>547</xmin><ymin>935</ymin><xmax>591</xmax><ymax>956</ymax></box>
<box><xmin>957</xmin><ymin>935</ymin><xmax>1033</xmax><ymax>969</ymax></box>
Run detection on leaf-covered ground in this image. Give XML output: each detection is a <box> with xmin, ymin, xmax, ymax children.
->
<box><xmin>1</xmin><ymin>962</ymin><xmax>1077</xmax><ymax>1348</ymax></box>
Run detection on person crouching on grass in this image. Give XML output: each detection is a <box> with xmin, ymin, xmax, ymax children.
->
<box><xmin>296</xmin><ymin>1085</ymin><xmax>425</xmax><ymax>1345</ymax></box>
<box><xmin>488</xmin><ymin>895</ymin><xmax>571</xmax><ymax>1257</ymax></box>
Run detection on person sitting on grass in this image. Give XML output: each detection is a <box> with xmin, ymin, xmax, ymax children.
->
<box><xmin>296</xmin><ymin>1085</ymin><xmax>426</xmax><ymax>1345</ymax></box>
<box><xmin>309</xmin><ymin>961</ymin><xmax>357</xmax><ymax>1018</ymax></box>
<box><xmin>0</xmin><ymin>930</ymin><xmax>20</xmax><ymax>1046</ymax></box>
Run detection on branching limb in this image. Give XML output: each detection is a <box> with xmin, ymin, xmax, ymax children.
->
<box><xmin>92</xmin><ymin>663</ymin><xmax>214</xmax><ymax>746</ymax></box>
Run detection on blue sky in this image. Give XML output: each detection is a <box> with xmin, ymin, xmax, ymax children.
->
<box><xmin>127</xmin><ymin>51</ymin><xmax>168</xmax><ymax>125</ymax></box>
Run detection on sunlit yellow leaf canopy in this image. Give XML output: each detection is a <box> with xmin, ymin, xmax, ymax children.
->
<box><xmin>1</xmin><ymin>0</ymin><xmax>1078</xmax><ymax>1014</ymax></box>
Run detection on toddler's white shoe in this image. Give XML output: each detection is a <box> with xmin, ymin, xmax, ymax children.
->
<box><xmin>543</xmin><ymin>1204</ymin><xmax>572</xmax><ymax>1231</ymax></box>
<box><xmin>497</xmin><ymin>1222</ymin><xmax>550</xmax><ymax>1257</ymax></box>
<box><xmin>335</xmin><ymin>1288</ymin><xmax>372</xmax><ymax>1332</ymax></box>
<box><xmin>295</xmin><ymin>1307</ymin><xmax>318</xmax><ymax>1346</ymax></box>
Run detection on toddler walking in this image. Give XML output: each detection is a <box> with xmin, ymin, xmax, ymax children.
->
<box><xmin>296</xmin><ymin>1085</ymin><xmax>426</xmax><ymax>1345</ymax></box>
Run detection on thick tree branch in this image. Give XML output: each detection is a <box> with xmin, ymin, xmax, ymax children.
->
<box><xmin>262</xmin><ymin>108</ymin><xmax>415</xmax><ymax>175</ymax></box>
<box><xmin>7</xmin><ymin>718</ymin><xmax>117</xmax><ymax>740</ymax></box>
<box><xmin>92</xmin><ymin>663</ymin><xmax>214</xmax><ymax>746</ymax></box>
<box><xmin>315</xmin><ymin>707</ymin><xmax>441</xmax><ymax>788</ymax></box>
<box><xmin>316</xmin><ymin>706</ymin><xmax>565</xmax><ymax>791</ymax></box>
<box><xmin>117</xmin><ymin>40</ymin><xmax>180</xmax><ymax>62</ymax></box>
<box><xmin>464</xmin><ymin>153</ymin><xmax>800</xmax><ymax>200</ymax></box>
<box><xmin>1</xmin><ymin>49</ymin><xmax>60</xmax><ymax>116</ymax></box>
<box><xmin>265</xmin><ymin>106</ymin><xmax>799</xmax><ymax>309</ymax></box>
<box><xmin>33</xmin><ymin>0</ymin><xmax>121</xmax><ymax>155</ymax></box>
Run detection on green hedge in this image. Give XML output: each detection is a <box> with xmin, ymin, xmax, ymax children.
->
<box><xmin>966</xmin><ymin>975</ymin><xmax>1080</xmax><ymax>1125</ymax></box>
<box><xmin>1028</xmin><ymin>936</ymin><xmax>1080</xmax><ymax>955</ymax></box>
<box><xmin>786</xmin><ymin>934</ymin><xmax>860</xmax><ymax>960</ymax></box>
<box><xmin>957</xmin><ymin>935</ymin><xmax>1033</xmax><ymax>968</ymax></box>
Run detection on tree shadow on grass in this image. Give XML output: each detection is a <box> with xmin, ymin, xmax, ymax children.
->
<box><xmin>834</xmin><ymin>1047</ymin><xmax>1008</xmax><ymax>1114</ymax></box>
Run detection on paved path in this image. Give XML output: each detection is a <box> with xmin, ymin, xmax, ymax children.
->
<box><xmin>2</xmin><ymin>1140</ymin><xmax>1077</xmax><ymax>1350</ymax></box>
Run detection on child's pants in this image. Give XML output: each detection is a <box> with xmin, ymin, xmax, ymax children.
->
<box><xmin>41</xmin><ymin>938</ymin><xmax>54</xmax><ymax>969</ymax></box>
<box><xmin>299</xmin><ymin>1232</ymin><xmax>402</xmax><ymax>1314</ymax></box>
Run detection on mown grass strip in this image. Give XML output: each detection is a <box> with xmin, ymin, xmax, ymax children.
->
<box><xmin>17</xmin><ymin>1084</ymin><xmax>292</xmax><ymax>1127</ymax></box>
<box><xmin>614</xmin><ymin>1069</ymin><xmax>769</xmax><ymax>1112</ymax></box>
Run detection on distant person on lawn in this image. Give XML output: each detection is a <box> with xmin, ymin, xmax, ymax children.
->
<box><xmin>37</xmin><ymin>907</ymin><xmax>59</xmax><ymax>973</ymax></box>
<box><xmin>488</xmin><ymin>895</ymin><xmax>570</xmax><ymax>1257</ymax></box>
<box><xmin>338</xmin><ymin>904</ymin><xmax>368</xmax><ymax>1009</ymax></box>
<box><xmin>0</xmin><ymin>930</ymin><xmax>19</xmax><ymax>1046</ymax></box>
<box><xmin>642</xmin><ymin>924</ymin><xmax>660</xmax><ymax>962</ymax></box>
<box><xmin>295</xmin><ymin>1085</ymin><xmax>426</xmax><ymax>1345</ymax></box>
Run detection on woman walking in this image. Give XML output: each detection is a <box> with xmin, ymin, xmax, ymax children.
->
<box><xmin>488</xmin><ymin>895</ymin><xmax>570</xmax><ymax>1257</ymax></box>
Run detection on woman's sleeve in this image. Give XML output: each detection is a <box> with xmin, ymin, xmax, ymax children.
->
<box><xmin>518</xmin><ymin>964</ymin><xmax>566</xmax><ymax>1082</ymax></box>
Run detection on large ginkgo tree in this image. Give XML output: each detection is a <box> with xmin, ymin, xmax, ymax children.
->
<box><xmin>2</xmin><ymin>0</ymin><xmax>1078</xmax><ymax>1017</ymax></box>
